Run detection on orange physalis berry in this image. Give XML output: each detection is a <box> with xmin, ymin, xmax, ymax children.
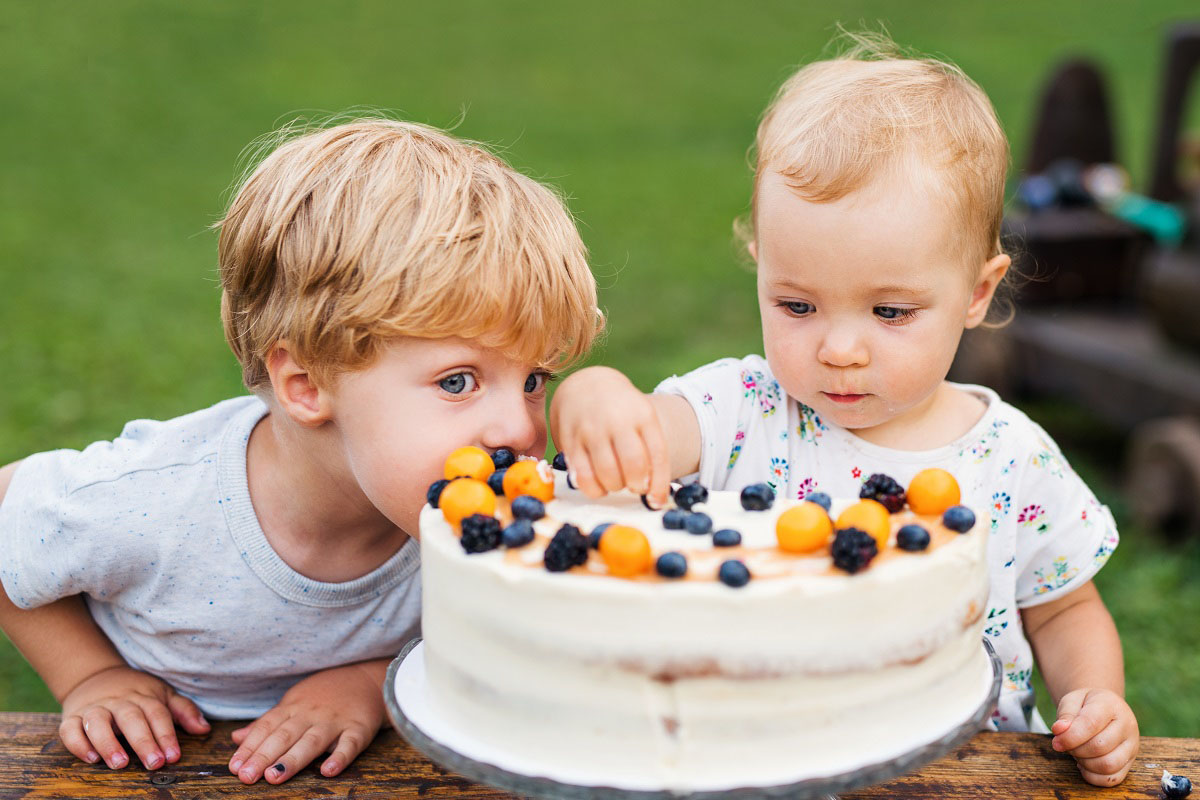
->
<box><xmin>906</xmin><ymin>468</ymin><xmax>961</xmax><ymax>515</ymax></box>
<box><xmin>439</xmin><ymin>478</ymin><xmax>496</xmax><ymax>525</ymax></box>
<box><xmin>776</xmin><ymin>501</ymin><xmax>833</xmax><ymax>553</ymax></box>
<box><xmin>444</xmin><ymin>446</ymin><xmax>495</xmax><ymax>482</ymax></box>
<box><xmin>503</xmin><ymin>460</ymin><xmax>555</xmax><ymax>503</ymax></box>
<box><xmin>836</xmin><ymin>499</ymin><xmax>891</xmax><ymax>550</ymax></box>
<box><xmin>598</xmin><ymin>524</ymin><xmax>652</xmax><ymax>577</ymax></box>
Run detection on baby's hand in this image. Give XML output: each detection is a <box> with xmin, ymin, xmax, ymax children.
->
<box><xmin>1051</xmin><ymin>688</ymin><xmax>1139</xmax><ymax>786</ymax></box>
<box><xmin>227</xmin><ymin>660</ymin><xmax>385</xmax><ymax>784</ymax></box>
<box><xmin>550</xmin><ymin>366</ymin><xmax>671</xmax><ymax>507</ymax></box>
<box><xmin>59</xmin><ymin>665</ymin><xmax>210</xmax><ymax>771</ymax></box>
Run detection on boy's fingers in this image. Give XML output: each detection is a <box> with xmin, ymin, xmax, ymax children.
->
<box><xmin>640</xmin><ymin>417</ymin><xmax>671</xmax><ymax>508</ymax></box>
<box><xmin>131</xmin><ymin>697</ymin><xmax>181</xmax><ymax>765</ymax></box>
<box><xmin>58</xmin><ymin>716</ymin><xmax>101</xmax><ymax>764</ymax></box>
<box><xmin>1051</xmin><ymin>689</ymin><xmax>1087</xmax><ymax>741</ymax></box>
<box><xmin>321</xmin><ymin>725</ymin><xmax>372</xmax><ymax>777</ymax></box>
<box><xmin>235</xmin><ymin>718</ymin><xmax>307</xmax><ymax>784</ymax></box>
<box><xmin>166</xmin><ymin>692</ymin><xmax>210</xmax><ymax>736</ymax></box>
<box><xmin>80</xmin><ymin>709</ymin><xmax>129</xmax><ymax>769</ymax></box>
<box><xmin>1066</xmin><ymin>717</ymin><xmax>1124</xmax><ymax>759</ymax></box>
<box><xmin>1054</xmin><ymin>698</ymin><xmax>1113</xmax><ymax>752</ymax></box>
<box><xmin>112</xmin><ymin>704</ymin><xmax>165</xmax><ymax>770</ymax></box>
<box><xmin>267</xmin><ymin>726</ymin><xmax>341</xmax><ymax>784</ymax></box>
<box><xmin>584</xmin><ymin>439</ymin><xmax>625</xmax><ymax>495</ymax></box>
<box><xmin>613</xmin><ymin>428</ymin><xmax>650</xmax><ymax>494</ymax></box>
<box><xmin>1075</xmin><ymin>737</ymin><xmax>1137</xmax><ymax>782</ymax></box>
<box><xmin>566</xmin><ymin>448</ymin><xmax>603</xmax><ymax>498</ymax></box>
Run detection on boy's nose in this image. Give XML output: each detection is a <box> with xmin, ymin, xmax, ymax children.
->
<box><xmin>480</xmin><ymin>392</ymin><xmax>541</xmax><ymax>455</ymax></box>
<box><xmin>817</xmin><ymin>325</ymin><xmax>869</xmax><ymax>367</ymax></box>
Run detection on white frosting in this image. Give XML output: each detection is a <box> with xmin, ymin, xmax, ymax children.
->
<box><xmin>417</xmin><ymin>474</ymin><xmax>991</xmax><ymax>791</ymax></box>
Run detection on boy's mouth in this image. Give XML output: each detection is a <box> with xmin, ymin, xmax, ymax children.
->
<box><xmin>822</xmin><ymin>391</ymin><xmax>867</xmax><ymax>404</ymax></box>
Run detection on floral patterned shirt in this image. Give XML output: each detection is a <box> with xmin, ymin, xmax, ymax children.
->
<box><xmin>656</xmin><ymin>354</ymin><xmax>1119</xmax><ymax>733</ymax></box>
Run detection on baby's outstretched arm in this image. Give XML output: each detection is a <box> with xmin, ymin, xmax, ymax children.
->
<box><xmin>0</xmin><ymin>461</ymin><xmax>210</xmax><ymax>772</ymax></box>
<box><xmin>550</xmin><ymin>366</ymin><xmax>700</xmax><ymax>507</ymax></box>
<box><xmin>1022</xmin><ymin>580</ymin><xmax>1139</xmax><ymax>786</ymax></box>
<box><xmin>227</xmin><ymin>657</ymin><xmax>389</xmax><ymax>784</ymax></box>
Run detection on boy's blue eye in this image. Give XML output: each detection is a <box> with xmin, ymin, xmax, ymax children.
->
<box><xmin>874</xmin><ymin>306</ymin><xmax>918</xmax><ymax>322</ymax></box>
<box><xmin>525</xmin><ymin>372</ymin><xmax>547</xmax><ymax>393</ymax></box>
<box><xmin>781</xmin><ymin>301</ymin><xmax>813</xmax><ymax>316</ymax></box>
<box><xmin>439</xmin><ymin>373</ymin><xmax>476</xmax><ymax>394</ymax></box>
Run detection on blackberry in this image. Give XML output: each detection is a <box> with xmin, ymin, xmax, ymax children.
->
<box><xmin>551</xmin><ymin>452</ymin><xmax>568</xmax><ymax>471</ymax></box>
<box><xmin>1163</xmin><ymin>772</ymin><xmax>1192</xmax><ymax>799</ymax></box>
<box><xmin>718</xmin><ymin>559</ymin><xmax>751</xmax><ymax>587</ymax></box>
<box><xmin>502</xmin><ymin>519</ymin><xmax>535</xmax><ymax>549</ymax></box>
<box><xmin>942</xmin><ymin>505</ymin><xmax>976</xmax><ymax>533</ymax></box>
<box><xmin>684</xmin><ymin>512</ymin><xmax>713</xmax><ymax>535</ymax></box>
<box><xmin>662</xmin><ymin>509</ymin><xmax>689</xmax><ymax>530</ymax></box>
<box><xmin>859</xmin><ymin>473</ymin><xmax>906</xmax><ymax>513</ymax></box>
<box><xmin>588</xmin><ymin>522</ymin><xmax>613</xmax><ymax>549</ymax></box>
<box><xmin>806</xmin><ymin>492</ymin><xmax>832</xmax><ymax>512</ymax></box>
<box><xmin>656</xmin><ymin>552</ymin><xmax>688</xmax><ymax>579</ymax></box>
<box><xmin>544</xmin><ymin>524</ymin><xmax>589</xmax><ymax>572</ymax></box>
<box><xmin>739</xmin><ymin>483</ymin><xmax>775</xmax><ymax>511</ymax></box>
<box><xmin>427</xmin><ymin>479</ymin><xmax>451</xmax><ymax>508</ymax></box>
<box><xmin>831</xmin><ymin>527</ymin><xmax>878</xmax><ymax>574</ymax></box>
<box><xmin>491</xmin><ymin>448</ymin><xmax>517</xmax><ymax>470</ymax></box>
<box><xmin>460</xmin><ymin>514</ymin><xmax>502</xmax><ymax>554</ymax></box>
<box><xmin>896</xmin><ymin>524</ymin><xmax>931</xmax><ymax>551</ymax></box>
<box><xmin>487</xmin><ymin>468</ymin><xmax>507</xmax><ymax>495</ymax></box>
<box><xmin>674</xmin><ymin>483</ymin><xmax>709</xmax><ymax>511</ymax></box>
<box><xmin>712</xmin><ymin>528</ymin><xmax>742</xmax><ymax>547</ymax></box>
<box><xmin>510</xmin><ymin>495</ymin><xmax>546</xmax><ymax>521</ymax></box>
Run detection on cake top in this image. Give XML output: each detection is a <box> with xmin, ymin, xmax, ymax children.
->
<box><xmin>425</xmin><ymin>446</ymin><xmax>977</xmax><ymax>587</ymax></box>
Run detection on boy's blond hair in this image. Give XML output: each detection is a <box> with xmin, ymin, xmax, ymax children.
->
<box><xmin>217</xmin><ymin>118</ymin><xmax>601</xmax><ymax>392</ymax></box>
<box><xmin>747</xmin><ymin>33</ymin><xmax>1009</xmax><ymax>269</ymax></box>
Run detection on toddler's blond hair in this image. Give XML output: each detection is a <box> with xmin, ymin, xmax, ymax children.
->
<box><xmin>748</xmin><ymin>33</ymin><xmax>1009</xmax><ymax>269</ymax></box>
<box><xmin>217</xmin><ymin>118</ymin><xmax>601</xmax><ymax>392</ymax></box>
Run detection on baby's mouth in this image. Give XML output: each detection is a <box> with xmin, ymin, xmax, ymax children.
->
<box><xmin>822</xmin><ymin>391</ymin><xmax>868</xmax><ymax>404</ymax></box>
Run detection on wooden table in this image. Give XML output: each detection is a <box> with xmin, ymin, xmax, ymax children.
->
<box><xmin>0</xmin><ymin>713</ymin><xmax>1194</xmax><ymax>799</ymax></box>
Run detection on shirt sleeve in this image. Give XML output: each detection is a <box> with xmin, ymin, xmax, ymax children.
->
<box><xmin>0</xmin><ymin>449</ymin><xmax>146</xmax><ymax>609</ymax></box>
<box><xmin>654</xmin><ymin>356</ymin><xmax>774</xmax><ymax>490</ymax></box>
<box><xmin>1012</xmin><ymin>426</ymin><xmax>1120</xmax><ymax>608</ymax></box>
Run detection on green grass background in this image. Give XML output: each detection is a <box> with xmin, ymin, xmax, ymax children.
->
<box><xmin>2</xmin><ymin>1</ymin><xmax>1198</xmax><ymax>735</ymax></box>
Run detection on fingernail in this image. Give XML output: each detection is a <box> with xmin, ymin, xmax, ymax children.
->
<box><xmin>239</xmin><ymin>767</ymin><xmax>255</xmax><ymax>781</ymax></box>
<box><xmin>164</xmin><ymin>747</ymin><xmax>179</xmax><ymax>761</ymax></box>
<box><xmin>111</xmin><ymin>752</ymin><xmax>127</xmax><ymax>768</ymax></box>
<box><xmin>85</xmin><ymin>750</ymin><xmax>99</xmax><ymax>763</ymax></box>
<box><xmin>229</xmin><ymin>757</ymin><xmax>242</xmax><ymax>772</ymax></box>
<box><xmin>272</xmin><ymin>763</ymin><xmax>287</xmax><ymax>776</ymax></box>
<box><xmin>145</xmin><ymin>753</ymin><xmax>162</xmax><ymax>769</ymax></box>
<box><xmin>322</xmin><ymin>760</ymin><xmax>339</xmax><ymax>776</ymax></box>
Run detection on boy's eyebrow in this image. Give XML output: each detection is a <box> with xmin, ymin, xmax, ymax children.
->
<box><xmin>767</xmin><ymin>278</ymin><xmax>934</xmax><ymax>297</ymax></box>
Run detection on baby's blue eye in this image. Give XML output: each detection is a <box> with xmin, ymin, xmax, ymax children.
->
<box><xmin>525</xmin><ymin>372</ymin><xmax>547</xmax><ymax>393</ymax></box>
<box><xmin>782</xmin><ymin>301</ymin><xmax>813</xmax><ymax>316</ymax></box>
<box><xmin>874</xmin><ymin>306</ymin><xmax>917</xmax><ymax>321</ymax></box>
<box><xmin>439</xmin><ymin>373</ymin><xmax>476</xmax><ymax>394</ymax></box>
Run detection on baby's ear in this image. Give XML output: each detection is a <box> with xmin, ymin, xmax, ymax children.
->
<box><xmin>266</xmin><ymin>343</ymin><xmax>332</xmax><ymax>427</ymax></box>
<box><xmin>747</xmin><ymin>240</ymin><xmax>759</xmax><ymax>262</ymax></box>
<box><xmin>964</xmin><ymin>253</ymin><xmax>1010</xmax><ymax>329</ymax></box>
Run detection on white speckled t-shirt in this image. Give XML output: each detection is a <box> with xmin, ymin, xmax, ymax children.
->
<box><xmin>656</xmin><ymin>355</ymin><xmax>1120</xmax><ymax>733</ymax></box>
<box><xmin>0</xmin><ymin>396</ymin><xmax>422</xmax><ymax>719</ymax></box>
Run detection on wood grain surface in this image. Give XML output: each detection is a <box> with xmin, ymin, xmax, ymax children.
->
<box><xmin>0</xmin><ymin>713</ymin><xmax>1193</xmax><ymax>799</ymax></box>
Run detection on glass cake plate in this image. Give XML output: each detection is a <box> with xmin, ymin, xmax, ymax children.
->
<box><xmin>384</xmin><ymin>637</ymin><xmax>1002</xmax><ymax>800</ymax></box>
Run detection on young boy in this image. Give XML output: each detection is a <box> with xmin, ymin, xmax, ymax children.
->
<box><xmin>0</xmin><ymin>119</ymin><xmax>601</xmax><ymax>784</ymax></box>
<box><xmin>552</xmin><ymin>37</ymin><xmax>1139</xmax><ymax>786</ymax></box>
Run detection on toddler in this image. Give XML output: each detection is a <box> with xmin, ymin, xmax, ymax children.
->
<box><xmin>0</xmin><ymin>119</ymin><xmax>600</xmax><ymax>784</ymax></box>
<box><xmin>551</xmin><ymin>38</ymin><xmax>1138</xmax><ymax>787</ymax></box>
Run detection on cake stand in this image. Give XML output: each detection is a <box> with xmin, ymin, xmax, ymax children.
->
<box><xmin>384</xmin><ymin>637</ymin><xmax>1002</xmax><ymax>800</ymax></box>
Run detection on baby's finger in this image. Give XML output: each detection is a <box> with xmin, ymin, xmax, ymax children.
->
<box><xmin>166</xmin><ymin>692</ymin><xmax>210</xmax><ymax>736</ymax></box>
<box><xmin>1053</xmin><ymin>698</ymin><xmax>1114</xmax><ymax>753</ymax></box>
<box><xmin>228</xmin><ymin>718</ymin><xmax>272</xmax><ymax>776</ymax></box>
<box><xmin>131</xmin><ymin>697</ymin><xmax>181</xmax><ymax>765</ymax></box>
<box><xmin>564</xmin><ymin>445</ymin><xmax>604</xmax><ymax>498</ymax></box>
<box><xmin>58</xmin><ymin>716</ymin><xmax>101</xmax><ymax>765</ymax></box>
<box><xmin>112</xmin><ymin>703</ymin><xmax>166</xmax><ymax>770</ymax></box>
<box><xmin>640</xmin><ymin>416</ymin><xmax>671</xmax><ymax>509</ymax></box>
<box><xmin>1065</xmin><ymin>717</ymin><xmax>1124</xmax><ymax>759</ymax></box>
<box><xmin>235</xmin><ymin>719</ymin><xmax>308</xmax><ymax>784</ymax></box>
<box><xmin>584</xmin><ymin>439</ymin><xmax>626</xmax><ymax>495</ymax></box>
<box><xmin>266</xmin><ymin>726</ymin><xmax>341</xmax><ymax>783</ymax></box>
<box><xmin>612</xmin><ymin>427</ymin><xmax>651</xmax><ymax>495</ymax></box>
<box><xmin>80</xmin><ymin>709</ymin><xmax>129</xmax><ymax>769</ymax></box>
<box><xmin>1051</xmin><ymin>689</ymin><xmax>1086</xmax><ymax>736</ymax></box>
<box><xmin>1074</xmin><ymin>737</ymin><xmax>1137</xmax><ymax>785</ymax></box>
<box><xmin>321</xmin><ymin>725</ymin><xmax>373</xmax><ymax>777</ymax></box>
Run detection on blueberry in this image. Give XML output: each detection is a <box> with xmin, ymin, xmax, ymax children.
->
<box><xmin>896</xmin><ymin>524</ymin><xmax>930</xmax><ymax>551</ymax></box>
<box><xmin>684</xmin><ymin>512</ymin><xmax>713</xmax><ymax>535</ymax></box>
<box><xmin>427</xmin><ymin>479</ymin><xmax>451</xmax><ymax>508</ymax></box>
<box><xmin>501</xmin><ymin>519</ymin><xmax>535</xmax><ymax>548</ymax></box>
<box><xmin>510</xmin><ymin>494</ymin><xmax>546</xmax><ymax>521</ymax></box>
<box><xmin>674</xmin><ymin>483</ymin><xmax>709</xmax><ymax>511</ymax></box>
<box><xmin>718</xmin><ymin>559</ymin><xmax>751</xmax><ymax>587</ymax></box>
<box><xmin>544</xmin><ymin>524</ymin><xmax>588</xmax><ymax>572</ymax></box>
<box><xmin>712</xmin><ymin>529</ymin><xmax>742</xmax><ymax>547</ymax></box>
<box><xmin>859</xmin><ymin>473</ymin><xmax>906</xmax><ymax>513</ymax></box>
<box><xmin>1163</xmin><ymin>772</ymin><xmax>1192</xmax><ymax>799</ymax></box>
<box><xmin>739</xmin><ymin>483</ymin><xmax>775</xmax><ymax>511</ymax></box>
<box><xmin>655</xmin><ymin>552</ymin><xmax>688</xmax><ymax>578</ymax></box>
<box><xmin>942</xmin><ymin>505</ymin><xmax>976</xmax><ymax>533</ymax></box>
<box><xmin>487</xmin><ymin>469</ymin><xmax>507</xmax><ymax>495</ymax></box>
<box><xmin>588</xmin><ymin>522</ymin><xmax>613</xmax><ymax>549</ymax></box>
<box><xmin>805</xmin><ymin>492</ymin><xmax>832</xmax><ymax>512</ymax></box>
<box><xmin>460</xmin><ymin>514</ymin><xmax>502</xmax><ymax>554</ymax></box>
<box><xmin>551</xmin><ymin>452</ymin><xmax>568</xmax><ymax>471</ymax></box>
<box><xmin>662</xmin><ymin>508</ymin><xmax>689</xmax><ymax>530</ymax></box>
<box><xmin>831</xmin><ymin>527</ymin><xmax>878</xmax><ymax>573</ymax></box>
<box><xmin>491</xmin><ymin>448</ymin><xmax>517</xmax><ymax>469</ymax></box>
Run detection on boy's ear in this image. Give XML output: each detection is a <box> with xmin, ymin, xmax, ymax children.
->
<box><xmin>747</xmin><ymin>240</ymin><xmax>759</xmax><ymax>262</ymax></box>
<box><xmin>265</xmin><ymin>343</ymin><xmax>333</xmax><ymax>427</ymax></box>
<box><xmin>964</xmin><ymin>253</ymin><xmax>1010</xmax><ymax>329</ymax></box>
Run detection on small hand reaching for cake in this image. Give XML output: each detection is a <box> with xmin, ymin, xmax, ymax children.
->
<box><xmin>1050</xmin><ymin>687</ymin><xmax>1139</xmax><ymax>787</ymax></box>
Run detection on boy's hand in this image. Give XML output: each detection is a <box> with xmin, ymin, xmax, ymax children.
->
<box><xmin>59</xmin><ymin>665</ymin><xmax>211</xmax><ymax>771</ymax></box>
<box><xmin>227</xmin><ymin>659</ymin><xmax>387</xmax><ymax>784</ymax></box>
<box><xmin>1051</xmin><ymin>688</ymin><xmax>1139</xmax><ymax>786</ymax></box>
<box><xmin>550</xmin><ymin>366</ymin><xmax>672</xmax><ymax>507</ymax></box>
